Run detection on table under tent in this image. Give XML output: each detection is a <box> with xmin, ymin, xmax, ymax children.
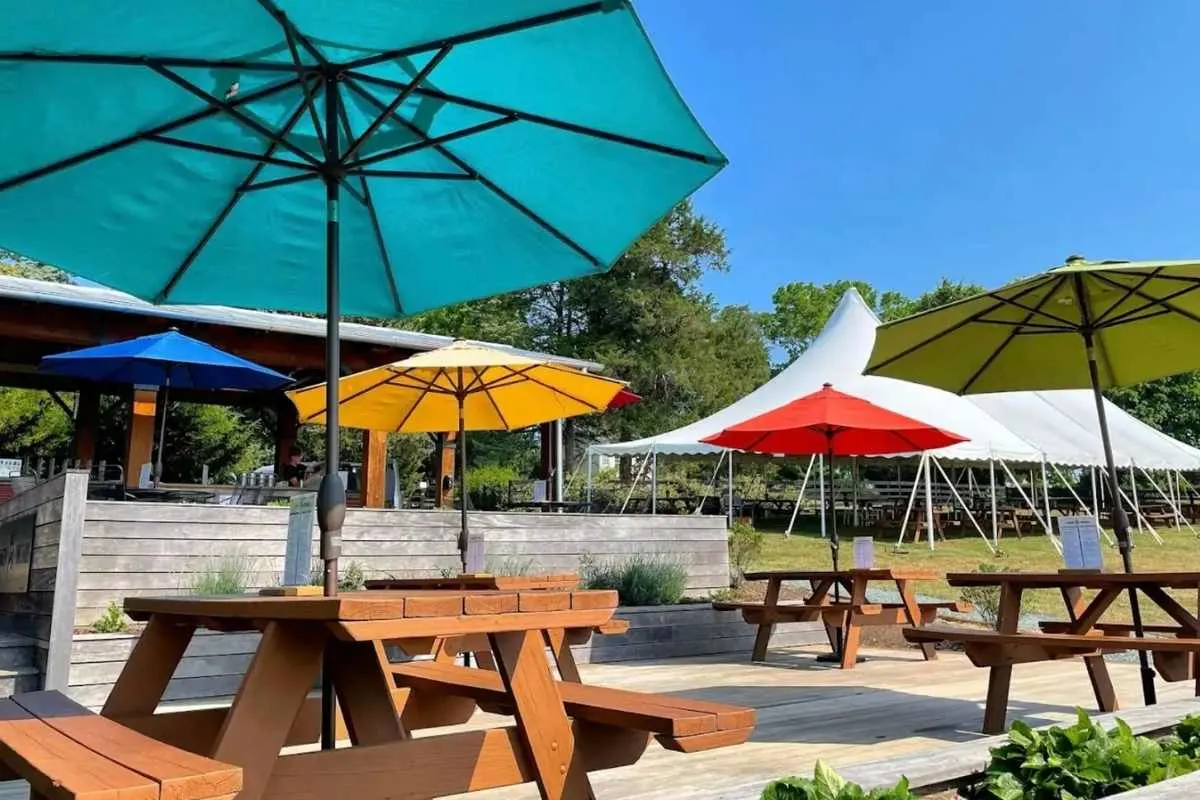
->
<box><xmin>586</xmin><ymin>287</ymin><xmax>1200</xmax><ymax>550</ymax></box>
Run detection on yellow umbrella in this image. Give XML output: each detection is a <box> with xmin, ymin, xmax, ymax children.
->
<box><xmin>287</xmin><ymin>341</ymin><xmax>626</xmax><ymax>566</ymax></box>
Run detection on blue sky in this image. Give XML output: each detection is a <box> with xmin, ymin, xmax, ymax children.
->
<box><xmin>638</xmin><ymin>0</ymin><xmax>1200</xmax><ymax>311</ymax></box>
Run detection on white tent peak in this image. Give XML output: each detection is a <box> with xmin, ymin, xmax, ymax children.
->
<box><xmin>591</xmin><ymin>289</ymin><xmax>1200</xmax><ymax>469</ymax></box>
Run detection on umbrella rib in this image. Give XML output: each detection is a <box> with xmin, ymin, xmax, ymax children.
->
<box><xmin>335</xmin><ymin>101</ymin><xmax>404</xmax><ymax>315</ymax></box>
<box><xmin>477</xmin><ymin>364</ymin><xmax>540</xmax><ymax>390</ymax></box>
<box><xmin>155</xmin><ymin>85</ymin><xmax>317</xmax><ymax>303</ymax></box>
<box><xmin>241</xmin><ymin>172</ymin><xmax>322</xmax><ymax>193</ymax></box>
<box><xmin>143</xmin><ymin>134</ymin><xmax>315</xmax><ymax>171</ymax></box>
<box><xmin>280</xmin><ymin>15</ymin><xmax>327</xmax><ymax>155</ymax></box>
<box><xmin>480</xmin><ymin>383</ymin><xmax>513</xmax><ymax>431</ymax></box>
<box><xmin>960</xmin><ymin>274</ymin><xmax>1068</xmax><ymax>394</ymax></box>
<box><xmin>342</xmin><ymin>46</ymin><xmax>452</xmax><ymax>163</ymax></box>
<box><xmin>344</xmin><ymin>117</ymin><xmax>517</xmax><ymax>171</ymax></box>
<box><xmin>1097</xmin><ymin>304</ymin><xmax>1174</xmax><ymax>330</ymax></box>
<box><xmin>979</xmin><ymin>291</ymin><xmax>1078</xmax><ymax>328</ymax></box>
<box><xmin>1091</xmin><ymin>272</ymin><xmax>1200</xmax><ymax>329</ymax></box>
<box><xmin>499</xmin><ymin>365</ymin><xmax>605</xmax><ymax>411</ymax></box>
<box><xmin>343</xmin><ymin>170</ymin><xmax>474</xmax><ymax>180</ymax></box>
<box><xmin>350</xmin><ymin>72</ymin><xmax>722</xmax><ymax>167</ymax></box>
<box><xmin>148</xmin><ymin>64</ymin><xmax>323</xmax><ymax>167</ymax></box>
<box><xmin>1091</xmin><ymin>268</ymin><xmax>1164</xmax><ymax>326</ymax></box>
<box><xmin>867</xmin><ymin>279</ymin><xmax>1055</xmax><ymax>373</ymax></box>
<box><xmin>0</xmin><ymin>76</ymin><xmax>301</xmax><ymax>193</ymax></box>
<box><xmin>255</xmin><ymin>0</ymin><xmax>330</xmax><ymax>67</ymax></box>
<box><xmin>344</xmin><ymin>2</ymin><xmax>607</xmax><ymax>72</ymax></box>
<box><xmin>342</xmin><ymin>77</ymin><xmax>605</xmax><ymax>268</ymax></box>
<box><xmin>0</xmin><ymin>52</ymin><xmax>298</xmax><ymax>72</ymax></box>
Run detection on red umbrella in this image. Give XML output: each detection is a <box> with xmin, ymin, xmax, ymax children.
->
<box><xmin>608</xmin><ymin>388</ymin><xmax>642</xmax><ymax>409</ymax></box>
<box><xmin>701</xmin><ymin>383</ymin><xmax>966</xmax><ymax>571</ymax></box>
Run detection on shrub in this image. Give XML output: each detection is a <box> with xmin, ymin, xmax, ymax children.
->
<box><xmin>762</xmin><ymin>762</ymin><xmax>915</xmax><ymax>799</ymax></box>
<box><xmin>728</xmin><ymin>521</ymin><xmax>764</xmax><ymax>588</ymax></box>
<box><xmin>92</xmin><ymin>601</ymin><xmax>129</xmax><ymax>634</ymax></box>
<box><xmin>467</xmin><ymin>464</ymin><xmax>519</xmax><ymax>511</ymax></box>
<box><xmin>486</xmin><ymin>557</ymin><xmax>534</xmax><ymax>577</ymax></box>
<box><xmin>958</xmin><ymin>561</ymin><xmax>1007</xmax><ymax>627</ymax></box>
<box><xmin>579</xmin><ymin>553</ymin><xmax>687</xmax><ymax>606</ymax></box>
<box><xmin>186</xmin><ymin>554</ymin><xmax>255</xmax><ymax>595</ymax></box>
<box><xmin>309</xmin><ymin>559</ymin><xmax>366</xmax><ymax>592</ymax></box>
<box><xmin>962</xmin><ymin>710</ymin><xmax>1200</xmax><ymax>799</ymax></box>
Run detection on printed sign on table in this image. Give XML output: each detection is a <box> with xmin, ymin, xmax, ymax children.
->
<box><xmin>852</xmin><ymin>537</ymin><xmax>875</xmax><ymax>570</ymax></box>
<box><xmin>1058</xmin><ymin>515</ymin><xmax>1104</xmax><ymax>571</ymax></box>
<box><xmin>283</xmin><ymin>493</ymin><xmax>317</xmax><ymax>586</ymax></box>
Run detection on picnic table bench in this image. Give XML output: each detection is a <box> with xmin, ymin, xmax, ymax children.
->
<box><xmin>0</xmin><ymin>588</ymin><xmax>749</xmax><ymax>800</ymax></box>
<box><xmin>904</xmin><ymin>570</ymin><xmax>1200</xmax><ymax>733</ymax></box>
<box><xmin>715</xmin><ymin>568</ymin><xmax>969</xmax><ymax>668</ymax></box>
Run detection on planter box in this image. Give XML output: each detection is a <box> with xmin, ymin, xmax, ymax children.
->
<box><xmin>68</xmin><ymin>604</ymin><xmax>825</xmax><ymax>708</ymax></box>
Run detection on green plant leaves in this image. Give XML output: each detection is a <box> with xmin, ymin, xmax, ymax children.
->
<box><xmin>760</xmin><ymin>762</ymin><xmax>916</xmax><ymax>800</ymax></box>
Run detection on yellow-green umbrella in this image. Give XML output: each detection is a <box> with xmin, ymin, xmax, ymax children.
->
<box><xmin>288</xmin><ymin>340</ymin><xmax>625</xmax><ymax>567</ymax></box>
<box><xmin>866</xmin><ymin>255</ymin><xmax>1200</xmax><ymax>706</ymax></box>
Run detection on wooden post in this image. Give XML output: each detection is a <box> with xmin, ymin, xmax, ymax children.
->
<box><xmin>274</xmin><ymin>397</ymin><xmax>300</xmax><ymax>479</ymax></box>
<box><xmin>44</xmin><ymin>471</ymin><xmax>88</xmax><ymax>691</ymax></box>
<box><xmin>361</xmin><ymin>430</ymin><xmax>388</xmax><ymax>509</ymax></box>
<box><xmin>436</xmin><ymin>433</ymin><xmax>457</xmax><ymax>509</ymax></box>
<box><xmin>71</xmin><ymin>389</ymin><xmax>100</xmax><ymax>468</ymax></box>
<box><xmin>539</xmin><ymin>422</ymin><xmax>555</xmax><ymax>501</ymax></box>
<box><xmin>124</xmin><ymin>390</ymin><xmax>156</xmax><ymax>487</ymax></box>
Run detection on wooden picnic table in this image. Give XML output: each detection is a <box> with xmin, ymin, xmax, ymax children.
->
<box><xmin>715</xmin><ymin>567</ymin><xmax>968</xmax><ymax>669</ymax></box>
<box><xmin>97</xmin><ymin>589</ymin><xmax>744</xmax><ymax>800</ymax></box>
<box><xmin>907</xmin><ymin>571</ymin><xmax>1200</xmax><ymax>733</ymax></box>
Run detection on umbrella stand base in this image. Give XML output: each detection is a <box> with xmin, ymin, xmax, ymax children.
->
<box><xmin>815</xmin><ymin>652</ymin><xmax>866</xmax><ymax>665</ymax></box>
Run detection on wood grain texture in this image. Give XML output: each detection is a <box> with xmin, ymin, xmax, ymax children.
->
<box><xmin>101</xmin><ymin>615</ymin><xmax>195</xmax><ymax>718</ymax></box>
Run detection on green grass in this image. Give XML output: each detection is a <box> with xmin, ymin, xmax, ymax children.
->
<box><xmin>748</xmin><ymin>518</ymin><xmax>1200</xmax><ymax>622</ymax></box>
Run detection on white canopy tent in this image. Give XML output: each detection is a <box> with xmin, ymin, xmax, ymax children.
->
<box><xmin>588</xmin><ymin>289</ymin><xmax>1200</xmax><ymax>547</ymax></box>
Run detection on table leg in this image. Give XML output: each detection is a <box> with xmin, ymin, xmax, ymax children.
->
<box><xmin>211</xmin><ymin>622</ymin><xmax>327</xmax><ymax>800</ymax></box>
<box><xmin>1062</xmin><ymin>587</ymin><xmax>1120</xmax><ymax>713</ymax></box>
<box><xmin>327</xmin><ymin>639</ymin><xmax>408</xmax><ymax>745</ymax></box>
<box><xmin>544</xmin><ymin>629</ymin><xmax>583</xmax><ymax>683</ymax></box>
<box><xmin>840</xmin><ymin>576</ymin><xmax>868</xmax><ymax>670</ymax></box>
<box><xmin>102</xmin><ymin>615</ymin><xmax>195</xmax><ymax>718</ymax></box>
<box><xmin>983</xmin><ymin>583</ymin><xmax>1022</xmax><ymax>734</ymax></box>
<box><xmin>490</xmin><ymin>629</ymin><xmax>594</xmax><ymax>800</ymax></box>
<box><xmin>752</xmin><ymin>578</ymin><xmax>782</xmax><ymax>662</ymax></box>
<box><xmin>896</xmin><ymin>579</ymin><xmax>936</xmax><ymax>661</ymax></box>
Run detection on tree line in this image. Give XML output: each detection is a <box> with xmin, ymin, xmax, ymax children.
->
<box><xmin>2</xmin><ymin>201</ymin><xmax>1197</xmax><ymax>488</ymax></box>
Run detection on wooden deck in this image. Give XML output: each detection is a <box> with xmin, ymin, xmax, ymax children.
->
<box><xmin>0</xmin><ymin>643</ymin><xmax>1193</xmax><ymax>800</ymax></box>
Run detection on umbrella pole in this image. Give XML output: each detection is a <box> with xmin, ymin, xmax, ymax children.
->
<box><xmin>458</xmin><ymin>390</ymin><xmax>469</xmax><ymax>572</ymax></box>
<box><xmin>154</xmin><ymin>376</ymin><xmax>170</xmax><ymax>488</ymax></box>
<box><xmin>316</xmin><ymin>79</ymin><xmax>347</xmax><ymax>752</ymax></box>
<box><xmin>1084</xmin><ymin>329</ymin><xmax>1156</xmax><ymax>705</ymax></box>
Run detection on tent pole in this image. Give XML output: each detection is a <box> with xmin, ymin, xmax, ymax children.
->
<box><xmin>998</xmin><ymin>459</ymin><xmax>1059</xmax><ymax>552</ymax></box>
<box><xmin>1129</xmin><ymin>463</ymin><xmax>1144</xmax><ymax>536</ymax></box>
<box><xmin>1091</xmin><ymin>466</ymin><xmax>1102</xmax><ymax>536</ymax></box>
<box><xmin>619</xmin><ymin>451</ymin><xmax>650</xmax><ymax>514</ymax></box>
<box><xmin>818</xmin><ymin>454</ymin><xmax>826</xmax><ymax>539</ymax></box>
<box><xmin>553</xmin><ymin>419</ymin><xmax>564</xmax><ymax>506</ymax></box>
<box><xmin>1099</xmin><ymin>466</ymin><xmax>1162</xmax><ymax>543</ymax></box>
<box><xmin>154</xmin><ymin>376</ymin><xmax>170</xmax><ymax>488</ymax></box>
<box><xmin>786</xmin><ymin>454</ymin><xmax>815</xmax><ymax>537</ymax></box>
<box><xmin>1053</xmin><ymin>463</ymin><xmax>1113</xmax><ymax>545</ymax></box>
<box><xmin>1040</xmin><ymin>460</ymin><xmax>1052</xmax><ymax>536</ymax></box>
<box><xmin>851</xmin><ymin>457</ymin><xmax>860</xmax><ymax>528</ymax></box>
<box><xmin>896</xmin><ymin>457</ymin><xmax>922</xmax><ymax>548</ymax></box>
<box><xmin>932</xmin><ymin>458</ymin><xmax>995</xmax><ymax>553</ymax></box>
<box><xmin>989</xmin><ymin>459</ymin><xmax>998</xmax><ymax>548</ymax></box>
<box><xmin>650</xmin><ymin>450</ymin><xmax>658</xmax><ymax>515</ymax></box>
<box><xmin>923</xmin><ymin>454</ymin><xmax>936</xmax><ymax>550</ymax></box>
<box><xmin>727</xmin><ymin>450</ymin><xmax>734</xmax><ymax>526</ymax></box>
<box><xmin>1140</xmin><ymin>466</ymin><xmax>1195</xmax><ymax>535</ymax></box>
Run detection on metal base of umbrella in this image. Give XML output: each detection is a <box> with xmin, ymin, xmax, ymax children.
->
<box><xmin>815</xmin><ymin>652</ymin><xmax>866</xmax><ymax>665</ymax></box>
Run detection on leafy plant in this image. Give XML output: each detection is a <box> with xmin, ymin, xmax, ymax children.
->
<box><xmin>186</xmin><ymin>554</ymin><xmax>255</xmax><ymax>596</ymax></box>
<box><xmin>91</xmin><ymin>600</ymin><xmax>129</xmax><ymax>634</ymax></box>
<box><xmin>710</xmin><ymin>586</ymin><xmax>738</xmax><ymax>603</ymax></box>
<box><xmin>309</xmin><ymin>559</ymin><xmax>366</xmax><ymax>592</ymax></box>
<box><xmin>485</xmin><ymin>557</ymin><xmax>534</xmax><ymax>576</ymax></box>
<box><xmin>962</xmin><ymin>710</ymin><xmax>1200</xmax><ymax>799</ymax></box>
<box><xmin>958</xmin><ymin>561</ymin><xmax>1008</xmax><ymax>627</ymax></box>
<box><xmin>466</xmin><ymin>463</ymin><xmax>519</xmax><ymax>511</ymax></box>
<box><xmin>762</xmin><ymin>762</ymin><xmax>916</xmax><ymax>799</ymax></box>
<box><xmin>728</xmin><ymin>521</ymin><xmax>764</xmax><ymax>588</ymax></box>
<box><xmin>579</xmin><ymin>552</ymin><xmax>687</xmax><ymax>606</ymax></box>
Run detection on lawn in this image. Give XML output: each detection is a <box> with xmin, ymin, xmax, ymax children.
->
<box><xmin>744</xmin><ymin>517</ymin><xmax>1200</xmax><ymax>623</ymax></box>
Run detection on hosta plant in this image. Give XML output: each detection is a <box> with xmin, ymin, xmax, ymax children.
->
<box><xmin>761</xmin><ymin>761</ymin><xmax>917</xmax><ymax>800</ymax></box>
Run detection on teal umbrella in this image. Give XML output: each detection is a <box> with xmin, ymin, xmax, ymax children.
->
<box><xmin>0</xmin><ymin>0</ymin><xmax>725</xmax><ymax>591</ymax></box>
<box><xmin>1</xmin><ymin>3</ymin><xmax>724</xmax><ymax>751</ymax></box>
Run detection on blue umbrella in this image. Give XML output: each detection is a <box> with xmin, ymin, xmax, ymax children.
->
<box><xmin>40</xmin><ymin>329</ymin><xmax>292</xmax><ymax>484</ymax></box>
<box><xmin>0</xmin><ymin>2</ymin><xmax>726</xmax><ymax>616</ymax></box>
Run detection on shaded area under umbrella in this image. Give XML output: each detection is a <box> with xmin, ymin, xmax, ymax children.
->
<box><xmin>39</xmin><ymin>328</ymin><xmax>292</xmax><ymax>485</ymax></box>
<box><xmin>865</xmin><ymin>254</ymin><xmax>1200</xmax><ymax>706</ymax></box>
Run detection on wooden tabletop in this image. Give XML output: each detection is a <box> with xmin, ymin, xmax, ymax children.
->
<box><xmin>945</xmin><ymin>571</ymin><xmax>1200</xmax><ymax>589</ymax></box>
<box><xmin>124</xmin><ymin>588</ymin><xmax>617</xmax><ymax>624</ymax></box>
<box><xmin>363</xmin><ymin>573</ymin><xmax>580</xmax><ymax>592</ymax></box>
<box><xmin>742</xmin><ymin>567</ymin><xmax>941</xmax><ymax>582</ymax></box>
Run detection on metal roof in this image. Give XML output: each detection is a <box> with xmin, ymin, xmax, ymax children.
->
<box><xmin>0</xmin><ymin>275</ymin><xmax>600</xmax><ymax>371</ymax></box>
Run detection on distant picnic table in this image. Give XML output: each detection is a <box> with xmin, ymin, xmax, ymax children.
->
<box><xmin>907</xmin><ymin>570</ymin><xmax>1200</xmax><ymax>733</ymax></box>
<box><xmin>715</xmin><ymin>567</ymin><xmax>969</xmax><ymax>669</ymax></box>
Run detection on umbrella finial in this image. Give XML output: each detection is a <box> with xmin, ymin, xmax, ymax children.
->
<box><xmin>822</xmin><ymin>382</ymin><xmax>833</xmax><ymax>388</ymax></box>
<box><xmin>1065</xmin><ymin>253</ymin><xmax>1086</xmax><ymax>264</ymax></box>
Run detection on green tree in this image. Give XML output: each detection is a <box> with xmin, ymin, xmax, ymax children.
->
<box><xmin>1108</xmin><ymin>373</ymin><xmax>1200</xmax><ymax>447</ymax></box>
<box><xmin>879</xmin><ymin>277</ymin><xmax>985</xmax><ymax>321</ymax></box>
<box><xmin>0</xmin><ymin>389</ymin><xmax>74</xmax><ymax>460</ymax></box>
<box><xmin>0</xmin><ymin>250</ymin><xmax>67</xmax><ymax>282</ymax></box>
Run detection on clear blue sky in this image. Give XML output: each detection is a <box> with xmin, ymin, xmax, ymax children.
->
<box><xmin>638</xmin><ymin>0</ymin><xmax>1200</xmax><ymax>311</ymax></box>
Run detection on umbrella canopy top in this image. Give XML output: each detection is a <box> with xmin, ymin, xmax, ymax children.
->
<box><xmin>701</xmin><ymin>382</ymin><xmax>968</xmax><ymax>456</ymax></box>
<box><xmin>39</xmin><ymin>328</ymin><xmax>292</xmax><ymax>390</ymax></box>
<box><xmin>865</xmin><ymin>257</ymin><xmax>1200</xmax><ymax>394</ymax></box>
<box><xmin>0</xmin><ymin>1</ymin><xmax>725</xmax><ymax>318</ymax></box>
<box><xmin>287</xmin><ymin>340</ymin><xmax>625</xmax><ymax>432</ymax></box>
